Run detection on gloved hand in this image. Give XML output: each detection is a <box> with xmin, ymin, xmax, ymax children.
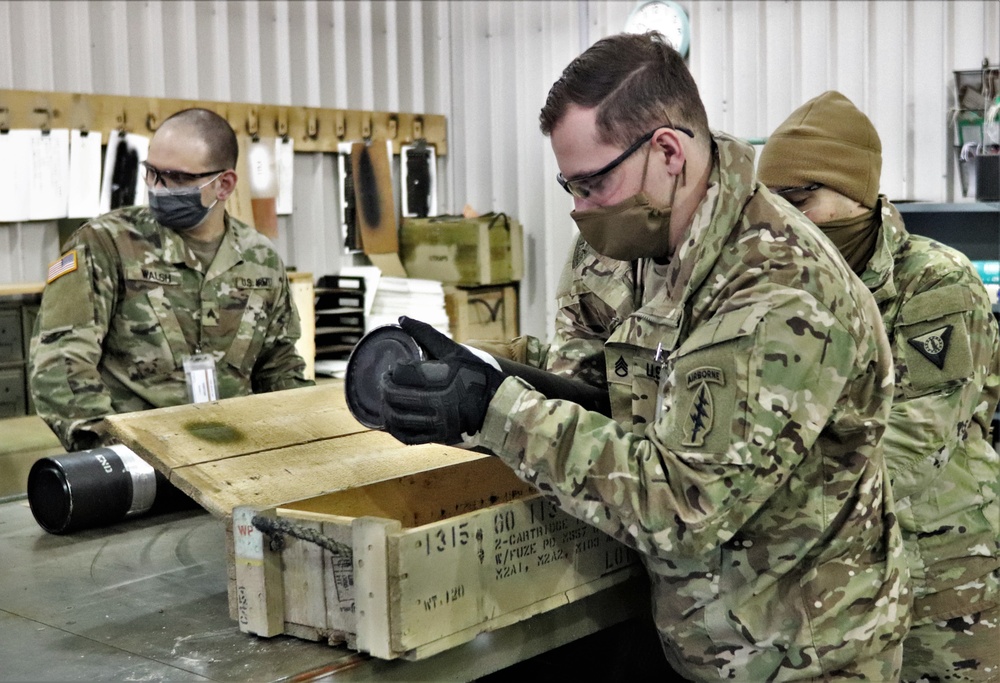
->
<box><xmin>380</xmin><ymin>316</ymin><xmax>505</xmax><ymax>445</ymax></box>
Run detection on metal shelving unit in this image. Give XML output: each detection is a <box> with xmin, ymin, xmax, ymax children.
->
<box><xmin>952</xmin><ymin>61</ymin><xmax>1000</xmax><ymax>201</ymax></box>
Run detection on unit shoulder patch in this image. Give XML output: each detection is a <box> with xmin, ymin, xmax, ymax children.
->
<box><xmin>682</xmin><ymin>367</ymin><xmax>725</xmax><ymax>447</ymax></box>
<box><xmin>907</xmin><ymin>325</ymin><xmax>952</xmax><ymax>370</ymax></box>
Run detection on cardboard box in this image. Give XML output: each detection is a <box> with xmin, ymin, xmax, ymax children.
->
<box><xmin>445</xmin><ymin>284</ymin><xmax>518</xmax><ymax>343</ymax></box>
<box><xmin>287</xmin><ymin>272</ymin><xmax>315</xmax><ymax>381</ymax></box>
<box><xmin>233</xmin><ymin>457</ymin><xmax>640</xmax><ymax>660</ymax></box>
<box><xmin>400</xmin><ymin>213</ymin><xmax>523</xmax><ymax>286</ymax></box>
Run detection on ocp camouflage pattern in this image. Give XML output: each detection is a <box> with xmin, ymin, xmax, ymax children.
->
<box><xmin>859</xmin><ymin>199</ymin><xmax>1000</xmax><ymax>681</ymax></box>
<box><xmin>901</xmin><ymin>606</ymin><xmax>1000</xmax><ymax>682</ymax></box>
<box><xmin>29</xmin><ymin>206</ymin><xmax>313</xmax><ymax>451</ymax></box>
<box><xmin>479</xmin><ymin>133</ymin><xmax>912</xmax><ymax>682</ymax></box>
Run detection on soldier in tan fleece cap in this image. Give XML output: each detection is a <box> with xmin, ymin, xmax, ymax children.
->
<box><xmin>760</xmin><ymin>91</ymin><xmax>1000</xmax><ymax>683</ymax></box>
<box><xmin>758</xmin><ymin>90</ymin><xmax>882</xmax><ymax>271</ymax></box>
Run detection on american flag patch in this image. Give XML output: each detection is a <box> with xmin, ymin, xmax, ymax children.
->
<box><xmin>46</xmin><ymin>251</ymin><xmax>78</xmax><ymax>283</ymax></box>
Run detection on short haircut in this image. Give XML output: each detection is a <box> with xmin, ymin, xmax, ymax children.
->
<box><xmin>539</xmin><ymin>31</ymin><xmax>710</xmax><ymax>148</ymax></box>
<box><xmin>160</xmin><ymin>108</ymin><xmax>239</xmax><ymax>169</ymax></box>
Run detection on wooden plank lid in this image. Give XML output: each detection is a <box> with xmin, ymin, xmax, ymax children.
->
<box><xmin>105</xmin><ymin>381</ymin><xmax>484</xmax><ymax>517</ymax></box>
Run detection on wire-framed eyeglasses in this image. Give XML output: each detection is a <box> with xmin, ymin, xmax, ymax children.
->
<box><xmin>142</xmin><ymin>161</ymin><xmax>227</xmax><ymax>189</ymax></box>
<box><xmin>772</xmin><ymin>182</ymin><xmax>823</xmax><ymax>197</ymax></box>
<box><xmin>556</xmin><ymin>124</ymin><xmax>695</xmax><ymax>199</ymax></box>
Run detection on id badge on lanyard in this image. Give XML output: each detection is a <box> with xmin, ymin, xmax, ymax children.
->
<box><xmin>183</xmin><ymin>353</ymin><xmax>219</xmax><ymax>403</ymax></box>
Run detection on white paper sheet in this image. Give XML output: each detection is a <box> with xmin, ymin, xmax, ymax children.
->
<box><xmin>68</xmin><ymin>129</ymin><xmax>104</xmax><ymax>219</ymax></box>
<box><xmin>247</xmin><ymin>137</ymin><xmax>278</xmax><ymax>197</ymax></box>
<box><xmin>0</xmin><ymin>131</ymin><xmax>33</xmax><ymax>222</ymax></box>
<box><xmin>275</xmin><ymin>137</ymin><xmax>294</xmax><ymax>215</ymax></box>
<box><xmin>337</xmin><ymin>141</ymin><xmax>359</xmax><ymax>254</ymax></box>
<box><xmin>26</xmin><ymin>129</ymin><xmax>71</xmax><ymax>220</ymax></box>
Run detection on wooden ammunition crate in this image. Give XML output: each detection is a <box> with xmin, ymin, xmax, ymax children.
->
<box><xmin>105</xmin><ymin>382</ymin><xmax>641</xmax><ymax>663</ymax></box>
<box><xmin>233</xmin><ymin>457</ymin><xmax>640</xmax><ymax>661</ymax></box>
<box><xmin>444</xmin><ymin>284</ymin><xmax>518</xmax><ymax>343</ymax></box>
<box><xmin>400</xmin><ymin>213</ymin><xmax>524</xmax><ymax>287</ymax></box>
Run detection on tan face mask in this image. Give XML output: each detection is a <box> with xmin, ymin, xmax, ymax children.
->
<box><xmin>570</xmin><ymin>148</ymin><xmax>680</xmax><ymax>261</ymax></box>
<box><xmin>815</xmin><ymin>207</ymin><xmax>878</xmax><ymax>274</ymax></box>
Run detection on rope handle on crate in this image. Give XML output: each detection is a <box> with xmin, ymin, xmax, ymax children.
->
<box><xmin>427</xmin><ymin>212</ymin><xmax>510</xmax><ymax>231</ymax></box>
<box><xmin>468</xmin><ymin>296</ymin><xmax>504</xmax><ymax>323</ymax></box>
<box><xmin>251</xmin><ymin>514</ymin><xmax>352</xmax><ymax>556</ymax></box>
<box><xmin>486</xmin><ymin>212</ymin><xmax>510</xmax><ymax>232</ymax></box>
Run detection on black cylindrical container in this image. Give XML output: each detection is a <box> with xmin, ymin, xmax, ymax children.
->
<box><xmin>344</xmin><ymin>324</ymin><xmax>425</xmax><ymax>429</ymax></box>
<box><xmin>27</xmin><ymin>445</ymin><xmax>158</xmax><ymax>534</ymax></box>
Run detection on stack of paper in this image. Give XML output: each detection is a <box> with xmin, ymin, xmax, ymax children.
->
<box><xmin>367</xmin><ymin>276</ymin><xmax>451</xmax><ymax>336</ymax></box>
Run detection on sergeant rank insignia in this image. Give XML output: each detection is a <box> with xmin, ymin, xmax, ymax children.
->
<box><xmin>683</xmin><ymin>367</ymin><xmax>724</xmax><ymax>447</ymax></box>
<box><xmin>614</xmin><ymin>356</ymin><xmax>629</xmax><ymax>378</ymax></box>
<box><xmin>907</xmin><ymin>325</ymin><xmax>952</xmax><ymax>369</ymax></box>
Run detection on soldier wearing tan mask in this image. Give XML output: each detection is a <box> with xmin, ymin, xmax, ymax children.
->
<box><xmin>379</xmin><ymin>37</ymin><xmax>913</xmax><ymax>682</ymax></box>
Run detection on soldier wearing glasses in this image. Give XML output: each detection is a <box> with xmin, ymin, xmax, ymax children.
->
<box><xmin>377</xmin><ymin>32</ymin><xmax>911</xmax><ymax>681</ymax></box>
<box><xmin>760</xmin><ymin>91</ymin><xmax>1000</xmax><ymax>683</ymax></box>
<box><xmin>30</xmin><ymin>108</ymin><xmax>312</xmax><ymax>452</ymax></box>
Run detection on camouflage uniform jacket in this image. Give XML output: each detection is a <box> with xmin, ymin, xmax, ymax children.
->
<box><xmin>860</xmin><ymin>199</ymin><xmax>1000</xmax><ymax>624</ymax></box>
<box><xmin>478</xmin><ymin>133</ymin><xmax>911</xmax><ymax>681</ymax></box>
<box><xmin>29</xmin><ymin>206</ymin><xmax>313</xmax><ymax>451</ymax></box>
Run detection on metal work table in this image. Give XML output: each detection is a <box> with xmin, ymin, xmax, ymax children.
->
<box><xmin>0</xmin><ymin>498</ymin><xmax>647</xmax><ymax>682</ymax></box>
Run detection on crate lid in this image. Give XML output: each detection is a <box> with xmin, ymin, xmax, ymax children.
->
<box><xmin>104</xmin><ymin>381</ymin><xmax>485</xmax><ymax>517</ymax></box>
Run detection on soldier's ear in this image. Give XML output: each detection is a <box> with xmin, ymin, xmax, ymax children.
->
<box><xmin>651</xmin><ymin>128</ymin><xmax>686</xmax><ymax>176</ymax></box>
<box><xmin>215</xmin><ymin>169</ymin><xmax>238</xmax><ymax>201</ymax></box>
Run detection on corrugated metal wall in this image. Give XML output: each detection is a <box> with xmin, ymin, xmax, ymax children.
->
<box><xmin>1</xmin><ymin>0</ymin><xmax>997</xmax><ymax>339</ymax></box>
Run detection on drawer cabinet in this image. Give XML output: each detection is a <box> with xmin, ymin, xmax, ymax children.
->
<box><xmin>0</xmin><ymin>298</ymin><xmax>40</xmax><ymax>417</ymax></box>
<box><xmin>0</xmin><ymin>308</ymin><xmax>23</xmax><ymax>364</ymax></box>
<box><xmin>0</xmin><ymin>365</ymin><xmax>27</xmax><ymax>418</ymax></box>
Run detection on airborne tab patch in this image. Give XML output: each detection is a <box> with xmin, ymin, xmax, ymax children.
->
<box><xmin>686</xmin><ymin>367</ymin><xmax>725</xmax><ymax>387</ymax></box>
<box><xmin>683</xmin><ymin>367</ymin><xmax>724</xmax><ymax>447</ymax></box>
<box><xmin>907</xmin><ymin>325</ymin><xmax>952</xmax><ymax>370</ymax></box>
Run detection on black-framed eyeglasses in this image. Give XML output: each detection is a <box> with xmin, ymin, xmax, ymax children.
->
<box><xmin>141</xmin><ymin>161</ymin><xmax>226</xmax><ymax>189</ymax></box>
<box><xmin>556</xmin><ymin>124</ymin><xmax>696</xmax><ymax>199</ymax></box>
<box><xmin>773</xmin><ymin>182</ymin><xmax>822</xmax><ymax>197</ymax></box>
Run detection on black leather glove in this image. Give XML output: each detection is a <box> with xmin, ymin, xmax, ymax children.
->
<box><xmin>380</xmin><ymin>316</ymin><xmax>505</xmax><ymax>445</ymax></box>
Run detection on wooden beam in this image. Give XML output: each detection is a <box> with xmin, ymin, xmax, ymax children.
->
<box><xmin>0</xmin><ymin>89</ymin><xmax>447</xmax><ymax>155</ymax></box>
